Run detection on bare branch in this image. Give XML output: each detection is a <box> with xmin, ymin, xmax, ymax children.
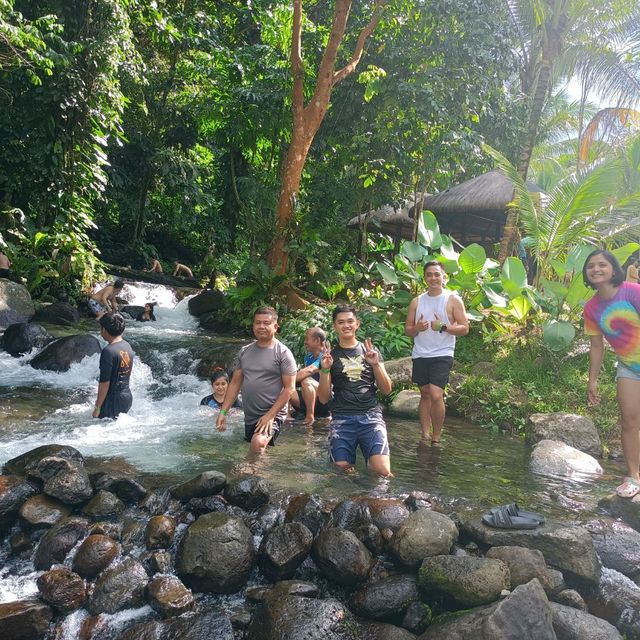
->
<box><xmin>333</xmin><ymin>0</ymin><xmax>386</xmax><ymax>85</ymax></box>
<box><xmin>291</xmin><ymin>0</ymin><xmax>304</xmax><ymax>118</ymax></box>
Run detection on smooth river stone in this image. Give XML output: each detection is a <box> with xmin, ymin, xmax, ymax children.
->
<box><xmin>145</xmin><ymin>515</ymin><xmax>176</xmax><ymax>550</ymax></box>
<box><xmin>19</xmin><ymin>494</ymin><xmax>71</xmax><ymax>528</ymax></box>
<box><xmin>37</xmin><ymin>568</ymin><xmax>86</xmax><ymax>613</ymax></box>
<box><xmin>72</xmin><ymin>534</ymin><xmax>120</xmax><ymax>579</ymax></box>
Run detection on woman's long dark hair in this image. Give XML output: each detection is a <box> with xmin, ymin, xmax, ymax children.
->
<box><xmin>582</xmin><ymin>249</ymin><xmax>624</xmax><ymax>289</ymax></box>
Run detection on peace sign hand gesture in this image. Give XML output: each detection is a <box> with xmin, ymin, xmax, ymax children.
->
<box><xmin>320</xmin><ymin>341</ymin><xmax>333</xmax><ymax>371</ymax></box>
<box><xmin>363</xmin><ymin>337</ymin><xmax>380</xmax><ymax>366</ymax></box>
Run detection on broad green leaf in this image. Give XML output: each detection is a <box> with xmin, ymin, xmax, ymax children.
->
<box><xmin>440</xmin><ymin>235</ymin><xmax>459</xmax><ymax>260</ymax></box>
<box><xmin>543</xmin><ymin>320</ymin><xmax>576</xmax><ymax>352</ymax></box>
<box><xmin>392</xmin><ymin>289</ymin><xmax>414</xmax><ymax>305</ymax></box>
<box><xmin>539</xmin><ymin>278</ymin><xmax>568</xmax><ymax>300</ymax></box>
<box><xmin>565</xmin><ymin>245</ymin><xmax>594</xmax><ymax>274</ymax></box>
<box><xmin>466</xmin><ymin>309</ymin><xmax>484</xmax><ymax>321</ymax></box>
<box><xmin>375</xmin><ymin>262</ymin><xmax>399</xmax><ymax>285</ymax></box>
<box><xmin>501</xmin><ymin>257</ymin><xmax>527</xmax><ymax>288</ymax></box>
<box><xmin>34</xmin><ymin>232</ymin><xmax>48</xmax><ymax>248</ymax></box>
<box><xmin>459</xmin><ymin>244</ymin><xmax>486</xmax><ymax>274</ymax></box>
<box><xmin>482</xmin><ymin>285</ymin><xmax>508</xmax><ymax>307</ymax></box>
<box><xmin>418</xmin><ymin>210</ymin><xmax>442</xmax><ymax>249</ymax></box>
<box><xmin>507</xmin><ymin>295</ymin><xmax>531</xmax><ymax>321</ymax></box>
<box><xmin>612</xmin><ymin>243</ymin><xmax>640</xmax><ymax>266</ymax></box>
<box><xmin>401</xmin><ymin>241</ymin><xmax>426</xmax><ymax>262</ymax></box>
<box><xmin>565</xmin><ymin>274</ymin><xmax>592</xmax><ymax>309</ymax></box>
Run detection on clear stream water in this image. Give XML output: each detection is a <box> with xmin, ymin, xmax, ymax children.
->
<box><xmin>0</xmin><ymin>281</ymin><xmax>627</xmax><ymax>627</ymax></box>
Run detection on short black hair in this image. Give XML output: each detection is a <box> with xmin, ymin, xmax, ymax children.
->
<box><xmin>100</xmin><ymin>312</ymin><xmax>126</xmax><ymax>337</ymax></box>
<box><xmin>583</xmin><ymin>249</ymin><xmax>624</xmax><ymax>289</ymax></box>
<box><xmin>254</xmin><ymin>306</ymin><xmax>278</xmax><ymax>322</ymax></box>
<box><xmin>113</xmin><ymin>279</ymin><xmax>125</xmax><ymax>290</ymax></box>
<box><xmin>332</xmin><ymin>303</ymin><xmax>357</xmax><ymax>322</ymax></box>
<box><xmin>423</xmin><ymin>260</ymin><xmax>445</xmax><ymax>275</ymax></box>
<box><xmin>210</xmin><ymin>368</ymin><xmax>229</xmax><ymax>383</ymax></box>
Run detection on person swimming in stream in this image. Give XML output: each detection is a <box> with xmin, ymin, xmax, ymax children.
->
<box><xmin>200</xmin><ymin>369</ymin><xmax>242</xmax><ymax>411</ymax></box>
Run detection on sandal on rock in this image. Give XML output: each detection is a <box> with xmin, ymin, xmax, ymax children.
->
<box><xmin>482</xmin><ymin>506</ymin><xmax>541</xmax><ymax>530</ymax></box>
<box><xmin>616</xmin><ymin>477</ymin><xmax>640</xmax><ymax>499</ymax></box>
<box><xmin>494</xmin><ymin>502</ymin><xmax>545</xmax><ymax>524</ymax></box>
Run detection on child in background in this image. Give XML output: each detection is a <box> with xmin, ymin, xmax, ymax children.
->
<box><xmin>200</xmin><ymin>369</ymin><xmax>242</xmax><ymax>410</ymax></box>
<box><xmin>137</xmin><ymin>302</ymin><xmax>156</xmax><ymax>322</ymax></box>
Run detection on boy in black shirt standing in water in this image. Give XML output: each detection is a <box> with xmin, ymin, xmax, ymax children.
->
<box><xmin>318</xmin><ymin>304</ymin><xmax>393</xmax><ymax>476</ymax></box>
<box><xmin>93</xmin><ymin>313</ymin><xmax>134</xmax><ymax>419</ymax></box>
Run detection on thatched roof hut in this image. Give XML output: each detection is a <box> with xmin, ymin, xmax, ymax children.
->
<box><xmin>348</xmin><ymin>170</ymin><xmax>543</xmax><ymax>250</ymax></box>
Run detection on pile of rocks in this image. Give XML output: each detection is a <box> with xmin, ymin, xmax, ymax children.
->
<box><xmin>1</xmin><ymin>444</ymin><xmax>639</xmax><ymax>640</ymax></box>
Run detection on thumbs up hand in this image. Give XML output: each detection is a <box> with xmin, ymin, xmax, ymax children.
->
<box><xmin>416</xmin><ymin>314</ymin><xmax>429</xmax><ymax>332</ymax></box>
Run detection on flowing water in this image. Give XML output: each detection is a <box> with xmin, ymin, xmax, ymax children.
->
<box><xmin>0</xmin><ymin>280</ymin><xmax>627</xmax><ymax>624</ymax></box>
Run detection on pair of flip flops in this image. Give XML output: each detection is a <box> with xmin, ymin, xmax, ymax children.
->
<box><xmin>482</xmin><ymin>503</ymin><xmax>545</xmax><ymax>529</ymax></box>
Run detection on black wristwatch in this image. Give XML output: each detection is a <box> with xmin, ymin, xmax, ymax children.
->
<box><xmin>439</xmin><ymin>324</ymin><xmax>447</xmax><ymax>333</ymax></box>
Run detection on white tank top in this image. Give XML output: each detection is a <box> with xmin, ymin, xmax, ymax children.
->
<box><xmin>412</xmin><ymin>289</ymin><xmax>457</xmax><ymax>358</ymax></box>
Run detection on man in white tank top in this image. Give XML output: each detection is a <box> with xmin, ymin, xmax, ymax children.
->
<box><xmin>405</xmin><ymin>261</ymin><xmax>469</xmax><ymax>443</ymax></box>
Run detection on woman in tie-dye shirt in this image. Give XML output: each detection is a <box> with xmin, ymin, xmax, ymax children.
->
<box><xmin>583</xmin><ymin>249</ymin><xmax>640</xmax><ymax>498</ymax></box>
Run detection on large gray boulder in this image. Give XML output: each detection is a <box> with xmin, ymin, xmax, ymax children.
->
<box><xmin>188</xmin><ymin>289</ymin><xmax>225</xmax><ymax>316</ymax></box>
<box><xmin>384</xmin><ymin>357</ymin><xmax>413</xmax><ymax>385</ymax></box>
<box><xmin>176</xmin><ymin>512</ymin><xmax>255</xmax><ymax>593</ymax></box>
<box><xmin>312</xmin><ymin>527</ymin><xmax>374</xmax><ymax>586</ymax></box>
<box><xmin>32</xmin><ymin>302</ymin><xmax>80</xmax><ymax>326</ymax></box>
<box><xmin>88</xmin><ymin>558</ymin><xmax>148</xmax><ymax>614</ymax></box>
<box><xmin>224</xmin><ymin>475</ymin><xmax>270</xmax><ymax>510</ymax></box>
<box><xmin>462</xmin><ymin>516</ymin><xmax>601</xmax><ymax>585</ymax></box>
<box><xmin>0</xmin><ymin>308</ymin><xmax>28</xmax><ymax>330</ymax></box>
<box><xmin>389</xmin><ymin>509</ymin><xmax>458</xmax><ymax>567</ymax></box>
<box><xmin>30</xmin><ymin>334</ymin><xmax>101</xmax><ymax>372</ymax></box>
<box><xmin>527</xmin><ymin>413</ymin><xmax>601</xmax><ymax>457</ymax></box>
<box><xmin>530</xmin><ymin>440</ymin><xmax>603</xmax><ymax>478</ymax></box>
<box><xmin>551</xmin><ymin>602</ymin><xmax>622</xmax><ymax>640</ymax></box>
<box><xmin>2</xmin><ymin>323</ymin><xmax>52</xmax><ymax>357</ymax></box>
<box><xmin>589</xmin><ymin>519</ymin><xmax>640</xmax><ymax>581</ymax></box>
<box><xmin>0</xmin><ymin>280</ymin><xmax>35</xmax><ymax>319</ymax></box>
<box><xmin>419</xmin><ymin>555</ymin><xmax>510</xmax><ymax>607</ymax></box>
<box><xmin>419</xmin><ymin>579</ymin><xmax>555</xmax><ymax>640</ymax></box>
<box><xmin>388</xmin><ymin>389</ymin><xmax>421</xmax><ymax>417</ymax></box>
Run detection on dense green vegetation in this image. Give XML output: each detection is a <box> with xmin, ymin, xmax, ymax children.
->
<box><xmin>1</xmin><ymin>0</ymin><xmax>640</xmax><ymax>436</ymax></box>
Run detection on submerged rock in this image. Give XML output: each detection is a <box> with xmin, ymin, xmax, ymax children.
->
<box><xmin>588</xmin><ymin>519</ymin><xmax>640</xmax><ymax>581</ymax></box>
<box><xmin>176</xmin><ymin>512</ymin><xmax>255</xmax><ymax>593</ymax></box>
<box><xmin>224</xmin><ymin>475</ymin><xmax>270</xmax><ymax>510</ymax></box>
<box><xmin>0</xmin><ymin>599</ymin><xmax>52</xmax><ymax>640</ymax></box>
<box><xmin>258</xmin><ymin>522</ymin><xmax>313</xmax><ymax>581</ymax></box>
<box><xmin>312</xmin><ymin>527</ymin><xmax>373</xmax><ymax>586</ymax></box>
<box><xmin>359</xmin><ymin>497</ymin><xmax>410</xmax><ymax>532</ymax></box>
<box><xmin>286</xmin><ymin>493</ymin><xmax>326</xmax><ymax>535</ymax></box>
<box><xmin>119</xmin><ymin>611</ymin><xmax>234</xmax><ymax>640</ymax></box>
<box><xmin>530</xmin><ymin>439</ymin><xmax>603</xmax><ymax>478</ymax></box>
<box><xmin>419</xmin><ymin>555</ymin><xmax>510</xmax><ymax>607</ymax></box>
<box><xmin>526</xmin><ymin>413</ymin><xmax>602</xmax><ymax>457</ymax></box>
<box><xmin>2</xmin><ymin>322</ymin><xmax>52</xmax><ymax>357</ymax></box>
<box><xmin>170</xmin><ymin>471</ymin><xmax>226</xmax><ymax>501</ymax></box>
<box><xmin>389</xmin><ymin>509</ymin><xmax>458</xmax><ymax>567</ymax></box>
<box><xmin>598</xmin><ymin>494</ymin><xmax>640</xmax><ymax>534</ymax></box>
<box><xmin>36</xmin><ymin>568</ymin><xmax>86</xmax><ymax>614</ymax></box>
<box><xmin>29</xmin><ymin>334</ymin><xmax>101</xmax><ymax>372</ymax></box>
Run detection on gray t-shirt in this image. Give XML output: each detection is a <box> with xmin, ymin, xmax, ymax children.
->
<box><xmin>236</xmin><ymin>339</ymin><xmax>297</xmax><ymax>425</ymax></box>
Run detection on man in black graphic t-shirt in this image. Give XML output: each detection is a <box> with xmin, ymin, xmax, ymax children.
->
<box><xmin>93</xmin><ymin>313</ymin><xmax>134</xmax><ymax>419</ymax></box>
<box><xmin>318</xmin><ymin>304</ymin><xmax>393</xmax><ymax>476</ymax></box>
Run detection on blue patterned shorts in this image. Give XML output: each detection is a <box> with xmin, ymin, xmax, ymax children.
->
<box><xmin>329</xmin><ymin>410</ymin><xmax>389</xmax><ymax>465</ymax></box>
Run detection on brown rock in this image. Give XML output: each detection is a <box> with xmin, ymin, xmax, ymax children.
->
<box><xmin>36</xmin><ymin>568</ymin><xmax>86</xmax><ymax>613</ymax></box>
<box><xmin>0</xmin><ymin>600</ymin><xmax>53</xmax><ymax>640</ymax></box>
<box><xmin>19</xmin><ymin>494</ymin><xmax>71</xmax><ymax>528</ymax></box>
<box><xmin>145</xmin><ymin>515</ymin><xmax>176</xmax><ymax>550</ymax></box>
<box><xmin>146</xmin><ymin>575</ymin><xmax>196</xmax><ymax>618</ymax></box>
<box><xmin>72</xmin><ymin>534</ymin><xmax>120</xmax><ymax>579</ymax></box>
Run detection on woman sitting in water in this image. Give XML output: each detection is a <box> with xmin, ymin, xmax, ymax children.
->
<box><xmin>583</xmin><ymin>249</ymin><xmax>640</xmax><ymax>498</ymax></box>
<box><xmin>200</xmin><ymin>369</ymin><xmax>242</xmax><ymax>410</ymax></box>
<box><xmin>136</xmin><ymin>303</ymin><xmax>156</xmax><ymax>322</ymax></box>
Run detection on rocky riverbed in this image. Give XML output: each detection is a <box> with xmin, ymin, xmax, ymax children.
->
<box><xmin>1</xmin><ymin>444</ymin><xmax>640</xmax><ymax>640</ymax></box>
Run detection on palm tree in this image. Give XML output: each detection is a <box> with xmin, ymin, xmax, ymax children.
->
<box><xmin>498</xmin><ymin>0</ymin><xmax>640</xmax><ymax>260</ymax></box>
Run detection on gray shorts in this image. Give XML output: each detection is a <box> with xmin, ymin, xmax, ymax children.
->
<box><xmin>616</xmin><ymin>362</ymin><xmax>640</xmax><ymax>381</ymax></box>
<box><xmin>88</xmin><ymin>298</ymin><xmax>106</xmax><ymax>316</ymax></box>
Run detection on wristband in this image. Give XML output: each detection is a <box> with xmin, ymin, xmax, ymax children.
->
<box><xmin>94</xmin><ymin>405</ymin><xmax>101</xmax><ymax>410</ymax></box>
<box><xmin>439</xmin><ymin>324</ymin><xmax>447</xmax><ymax>333</ymax></box>
<box><xmin>320</xmin><ymin>368</ymin><xmax>331</xmax><ymax>374</ymax></box>
<box><xmin>219</xmin><ymin>409</ymin><xmax>228</xmax><ymax>416</ymax></box>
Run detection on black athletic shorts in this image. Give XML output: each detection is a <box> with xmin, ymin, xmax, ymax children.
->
<box><xmin>412</xmin><ymin>357</ymin><xmax>454</xmax><ymax>389</ymax></box>
<box><xmin>297</xmin><ymin>394</ymin><xmax>331</xmax><ymax>418</ymax></box>
<box><xmin>244</xmin><ymin>418</ymin><xmax>283</xmax><ymax>446</ymax></box>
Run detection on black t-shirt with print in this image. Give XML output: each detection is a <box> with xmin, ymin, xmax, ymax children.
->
<box><xmin>329</xmin><ymin>342</ymin><xmax>383</xmax><ymax>415</ymax></box>
<box><xmin>98</xmin><ymin>339</ymin><xmax>134</xmax><ymax>419</ymax></box>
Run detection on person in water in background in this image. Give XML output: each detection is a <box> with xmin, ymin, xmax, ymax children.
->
<box><xmin>200</xmin><ymin>369</ymin><xmax>242</xmax><ymax>410</ymax></box>
<box><xmin>0</xmin><ymin>250</ymin><xmax>12</xmax><ymax>279</ymax></box>
<box><xmin>146</xmin><ymin>258</ymin><xmax>163</xmax><ymax>273</ymax></box>
<box><xmin>136</xmin><ymin>302</ymin><xmax>156</xmax><ymax>322</ymax></box>
<box><xmin>584</xmin><ymin>249</ymin><xmax>640</xmax><ymax>498</ymax></box>
<box><xmin>216</xmin><ymin>306</ymin><xmax>296</xmax><ymax>454</ymax></box>
<box><xmin>173</xmin><ymin>261</ymin><xmax>194</xmax><ymax>278</ymax></box>
<box><xmin>289</xmin><ymin>326</ymin><xmax>330</xmax><ymax>424</ymax></box>
<box><xmin>93</xmin><ymin>312</ymin><xmax>134</xmax><ymax>420</ymax></box>
<box><xmin>626</xmin><ymin>258</ymin><xmax>639</xmax><ymax>284</ymax></box>
<box><xmin>88</xmin><ymin>279</ymin><xmax>124</xmax><ymax>318</ymax></box>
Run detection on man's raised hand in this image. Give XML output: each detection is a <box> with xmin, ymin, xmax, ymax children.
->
<box><xmin>320</xmin><ymin>341</ymin><xmax>333</xmax><ymax>370</ymax></box>
<box><xmin>416</xmin><ymin>313</ymin><xmax>429</xmax><ymax>332</ymax></box>
<box><xmin>363</xmin><ymin>338</ymin><xmax>380</xmax><ymax>365</ymax></box>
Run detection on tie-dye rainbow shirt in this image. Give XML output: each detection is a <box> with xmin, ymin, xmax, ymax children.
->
<box><xmin>583</xmin><ymin>282</ymin><xmax>640</xmax><ymax>372</ymax></box>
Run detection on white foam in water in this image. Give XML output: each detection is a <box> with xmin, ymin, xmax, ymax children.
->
<box><xmin>0</xmin><ymin>568</ymin><xmax>40</xmax><ymax>603</ymax></box>
<box><xmin>0</xmin><ymin>281</ymin><xmax>242</xmax><ymax>470</ymax></box>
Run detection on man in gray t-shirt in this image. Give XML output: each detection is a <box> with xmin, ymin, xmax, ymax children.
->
<box><xmin>216</xmin><ymin>306</ymin><xmax>296</xmax><ymax>454</ymax></box>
